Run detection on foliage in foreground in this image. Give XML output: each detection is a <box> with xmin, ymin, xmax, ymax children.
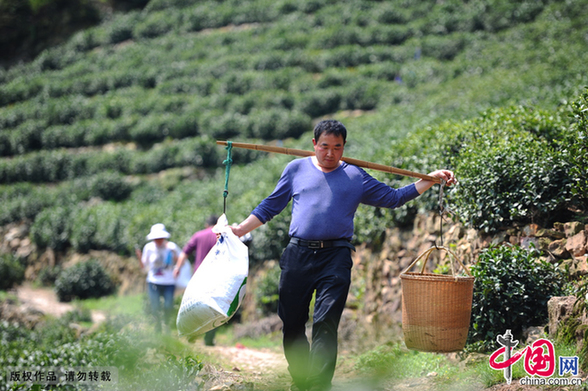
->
<box><xmin>467</xmin><ymin>244</ymin><xmax>569</xmax><ymax>351</ymax></box>
<box><xmin>0</xmin><ymin>312</ymin><xmax>202</xmax><ymax>391</ymax></box>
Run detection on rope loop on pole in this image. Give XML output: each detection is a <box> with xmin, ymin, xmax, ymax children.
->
<box><xmin>437</xmin><ymin>179</ymin><xmax>447</xmax><ymax>248</ymax></box>
<box><xmin>222</xmin><ymin>141</ymin><xmax>233</xmax><ymax>214</ymax></box>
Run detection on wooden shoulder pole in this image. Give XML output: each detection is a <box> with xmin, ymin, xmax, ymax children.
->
<box><xmin>216</xmin><ymin>140</ymin><xmax>441</xmax><ymax>184</ymax></box>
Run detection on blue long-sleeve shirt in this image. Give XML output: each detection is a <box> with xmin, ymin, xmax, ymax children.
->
<box><xmin>251</xmin><ymin>157</ymin><xmax>420</xmax><ymax>241</ymax></box>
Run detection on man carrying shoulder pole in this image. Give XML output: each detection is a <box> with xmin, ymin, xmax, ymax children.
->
<box><xmin>230</xmin><ymin>119</ymin><xmax>456</xmax><ymax>391</ymax></box>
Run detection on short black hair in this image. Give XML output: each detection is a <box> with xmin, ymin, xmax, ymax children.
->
<box><xmin>206</xmin><ymin>215</ymin><xmax>218</xmax><ymax>226</ymax></box>
<box><xmin>313</xmin><ymin>119</ymin><xmax>347</xmax><ymax>144</ymax></box>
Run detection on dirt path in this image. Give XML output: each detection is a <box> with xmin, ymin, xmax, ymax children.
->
<box><xmin>15</xmin><ymin>283</ymin><xmax>106</xmax><ymax>323</ymax></box>
<box><xmin>195</xmin><ymin>342</ymin><xmax>290</xmax><ymax>390</ymax></box>
<box><xmin>192</xmin><ymin>338</ymin><xmax>444</xmax><ymax>391</ymax></box>
<box><xmin>192</xmin><ymin>339</ymin><xmax>585</xmax><ymax>391</ymax></box>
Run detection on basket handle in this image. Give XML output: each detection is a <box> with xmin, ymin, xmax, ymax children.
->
<box><xmin>401</xmin><ymin>245</ymin><xmax>472</xmax><ymax>277</ymax></box>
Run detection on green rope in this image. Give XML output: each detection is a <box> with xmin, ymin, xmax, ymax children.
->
<box><xmin>222</xmin><ymin>141</ymin><xmax>233</xmax><ymax>214</ymax></box>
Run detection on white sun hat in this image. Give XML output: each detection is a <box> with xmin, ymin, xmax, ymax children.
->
<box><xmin>146</xmin><ymin>223</ymin><xmax>171</xmax><ymax>240</ymax></box>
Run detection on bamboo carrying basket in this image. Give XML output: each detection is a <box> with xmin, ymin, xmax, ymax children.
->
<box><xmin>400</xmin><ymin>246</ymin><xmax>474</xmax><ymax>353</ymax></box>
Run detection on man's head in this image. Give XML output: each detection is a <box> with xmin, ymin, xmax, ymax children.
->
<box><xmin>206</xmin><ymin>215</ymin><xmax>218</xmax><ymax>227</ymax></box>
<box><xmin>313</xmin><ymin>120</ymin><xmax>347</xmax><ymax>144</ymax></box>
<box><xmin>312</xmin><ymin>120</ymin><xmax>346</xmax><ymax>172</ymax></box>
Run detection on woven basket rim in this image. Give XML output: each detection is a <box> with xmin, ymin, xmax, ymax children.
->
<box><xmin>400</xmin><ymin>272</ymin><xmax>474</xmax><ymax>282</ymax></box>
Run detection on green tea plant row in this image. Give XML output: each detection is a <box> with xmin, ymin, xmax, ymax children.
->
<box><xmin>0</xmin><ymin>89</ymin><xmax>317</xmax><ymax>156</ymax></box>
<box><xmin>23</xmin><ymin>152</ymin><xmax>287</xmax><ymax>259</ymax></box>
<box><xmin>0</xmin><ymin>171</ymin><xmax>134</xmax><ymax>226</ymax></box>
<box><xmin>0</xmin><ymin>0</ymin><xmax>559</xmax><ymax>110</ymax></box>
<box><xmin>0</xmin><ymin>47</ymin><xmax>440</xmax><ymax>146</ymax></box>
<box><xmin>0</xmin><ymin>135</ymin><xmax>264</xmax><ymax>185</ymax></box>
<box><xmin>0</xmin><ymin>0</ymin><xmax>548</xmax><ymax>84</ymax></box>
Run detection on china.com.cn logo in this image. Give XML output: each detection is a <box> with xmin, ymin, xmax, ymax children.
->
<box><xmin>489</xmin><ymin>330</ymin><xmax>583</xmax><ymax>387</ymax></box>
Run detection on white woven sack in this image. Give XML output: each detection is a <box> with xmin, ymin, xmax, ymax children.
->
<box><xmin>176</xmin><ymin>214</ymin><xmax>249</xmax><ymax>338</ymax></box>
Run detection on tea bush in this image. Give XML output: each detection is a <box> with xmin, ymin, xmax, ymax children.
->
<box><xmin>247</xmin><ymin>108</ymin><xmax>311</xmax><ymax>140</ymax></box>
<box><xmin>133</xmin><ymin>10</ymin><xmax>178</xmax><ymax>39</ymax></box>
<box><xmin>66</xmin><ymin>202</ymin><xmax>134</xmax><ymax>254</ymax></box>
<box><xmin>0</xmin><ymin>183</ymin><xmax>52</xmax><ymax>225</ymax></box>
<box><xmin>86</xmin><ymin>204</ymin><xmax>128</xmax><ymax>253</ymax></box>
<box><xmin>0</xmin><ymin>254</ymin><xmax>25</xmax><ymax>291</ymax></box>
<box><xmin>255</xmin><ymin>263</ymin><xmax>281</xmax><ymax>316</ymax></box>
<box><xmin>385</xmin><ymin>96</ymin><xmax>588</xmax><ymax>235</ymax></box>
<box><xmin>563</xmin><ymin>87</ymin><xmax>588</xmax><ymax>207</ymax></box>
<box><xmin>467</xmin><ymin>244</ymin><xmax>569</xmax><ymax>351</ymax></box>
<box><xmin>296</xmin><ymin>88</ymin><xmax>342</xmax><ymax>118</ymax></box>
<box><xmin>30</xmin><ymin>206</ymin><xmax>72</xmax><ymax>251</ymax></box>
<box><xmin>0</xmin><ymin>120</ymin><xmax>43</xmax><ymax>156</ymax></box>
<box><xmin>69</xmin><ymin>207</ymin><xmax>98</xmax><ymax>253</ymax></box>
<box><xmin>87</xmin><ymin>171</ymin><xmax>134</xmax><ymax>202</ymax></box>
<box><xmin>54</xmin><ymin>259</ymin><xmax>116</xmax><ymax>302</ymax></box>
<box><xmin>448</xmin><ymin>103</ymin><xmax>586</xmax><ymax>232</ymax></box>
<box><xmin>38</xmin><ymin>265</ymin><xmax>62</xmax><ymax>286</ymax></box>
<box><xmin>451</xmin><ymin>128</ymin><xmax>574</xmax><ymax>231</ymax></box>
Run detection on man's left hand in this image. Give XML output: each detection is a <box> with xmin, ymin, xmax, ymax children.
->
<box><xmin>428</xmin><ymin>169</ymin><xmax>457</xmax><ymax>186</ymax></box>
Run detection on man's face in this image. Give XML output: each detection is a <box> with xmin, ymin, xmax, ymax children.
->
<box><xmin>313</xmin><ymin>132</ymin><xmax>345</xmax><ymax>172</ymax></box>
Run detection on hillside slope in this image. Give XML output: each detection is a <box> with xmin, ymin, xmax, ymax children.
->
<box><xmin>0</xmin><ymin>0</ymin><xmax>587</xmax><ymax>260</ymax></box>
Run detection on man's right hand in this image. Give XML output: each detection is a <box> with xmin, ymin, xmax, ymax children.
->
<box><xmin>231</xmin><ymin>215</ymin><xmax>263</xmax><ymax>237</ymax></box>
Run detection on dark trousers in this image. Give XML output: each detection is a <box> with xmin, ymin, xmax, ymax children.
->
<box><xmin>278</xmin><ymin>243</ymin><xmax>352</xmax><ymax>391</ymax></box>
<box><xmin>204</xmin><ymin>328</ymin><xmax>217</xmax><ymax>346</ymax></box>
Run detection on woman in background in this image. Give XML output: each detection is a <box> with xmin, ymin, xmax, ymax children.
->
<box><xmin>136</xmin><ymin>223</ymin><xmax>181</xmax><ymax>333</ymax></box>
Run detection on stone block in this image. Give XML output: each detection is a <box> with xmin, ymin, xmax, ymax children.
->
<box><xmin>564</xmin><ymin>221</ymin><xmax>584</xmax><ymax>237</ymax></box>
<box><xmin>565</xmin><ymin>231</ymin><xmax>587</xmax><ymax>257</ymax></box>
<box><xmin>536</xmin><ymin>228</ymin><xmax>566</xmax><ymax>239</ymax></box>
<box><xmin>548</xmin><ymin>296</ymin><xmax>577</xmax><ymax>338</ymax></box>
<box><xmin>548</xmin><ymin>239</ymin><xmax>570</xmax><ymax>259</ymax></box>
<box><xmin>523</xmin><ymin>223</ymin><xmax>540</xmax><ymax>236</ymax></box>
